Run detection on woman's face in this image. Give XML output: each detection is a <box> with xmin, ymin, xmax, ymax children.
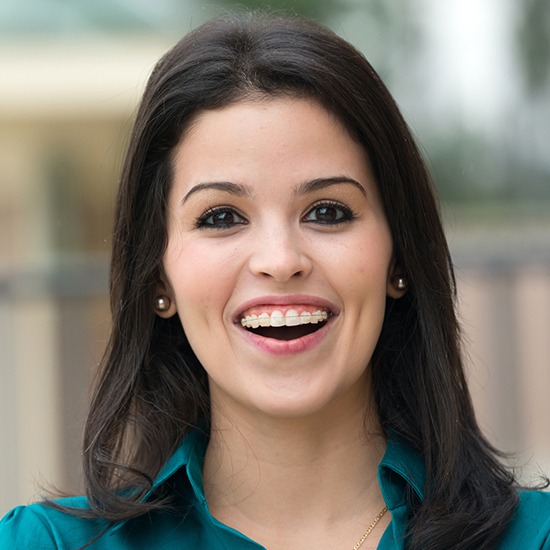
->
<box><xmin>162</xmin><ymin>97</ymin><xmax>401</xmax><ymax>420</ymax></box>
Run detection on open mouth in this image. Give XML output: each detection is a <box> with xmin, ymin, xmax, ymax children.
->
<box><xmin>240</xmin><ymin>308</ymin><xmax>331</xmax><ymax>341</ymax></box>
<box><xmin>247</xmin><ymin>322</ymin><xmax>328</xmax><ymax>341</ymax></box>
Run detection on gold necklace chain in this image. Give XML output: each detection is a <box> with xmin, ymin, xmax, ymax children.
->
<box><xmin>265</xmin><ymin>505</ymin><xmax>388</xmax><ymax>550</ymax></box>
<box><xmin>353</xmin><ymin>505</ymin><xmax>388</xmax><ymax>550</ymax></box>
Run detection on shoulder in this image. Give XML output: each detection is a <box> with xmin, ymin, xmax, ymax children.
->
<box><xmin>0</xmin><ymin>497</ymin><xmax>107</xmax><ymax>549</ymax></box>
<box><xmin>498</xmin><ymin>490</ymin><xmax>550</xmax><ymax>549</ymax></box>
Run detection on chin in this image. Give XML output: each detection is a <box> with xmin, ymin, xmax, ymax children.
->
<box><xmin>247</xmin><ymin>380</ymin><xmax>365</xmax><ymax>421</ymax></box>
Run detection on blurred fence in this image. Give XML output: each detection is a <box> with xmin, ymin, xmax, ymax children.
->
<box><xmin>1</xmin><ymin>231</ymin><xmax>549</xmax><ymax>515</ymax></box>
<box><xmin>453</xmin><ymin>225</ymin><xmax>550</xmax><ymax>480</ymax></box>
<box><xmin>0</xmin><ymin>257</ymin><xmax>109</xmax><ymax>514</ymax></box>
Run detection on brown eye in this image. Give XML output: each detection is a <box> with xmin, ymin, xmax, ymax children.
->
<box><xmin>303</xmin><ymin>202</ymin><xmax>354</xmax><ymax>225</ymax></box>
<box><xmin>196</xmin><ymin>207</ymin><xmax>247</xmax><ymax>229</ymax></box>
<box><xmin>210</xmin><ymin>211</ymin><xmax>236</xmax><ymax>225</ymax></box>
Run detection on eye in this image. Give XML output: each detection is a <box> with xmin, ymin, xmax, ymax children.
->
<box><xmin>196</xmin><ymin>207</ymin><xmax>248</xmax><ymax>229</ymax></box>
<box><xmin>303</xmin><ymin>201</ymin><xmax>355</xmax><ymax>225</ymax></box>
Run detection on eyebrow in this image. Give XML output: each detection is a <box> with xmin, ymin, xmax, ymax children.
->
<box><xmin>180</xmin><ymin>175</ymin><xmax>367</xmax><ymax>204</ymax></box>
<box><xmin>294</xmin><ymin>176</ymin><xmax>367</xmax><ymax>197</ymax></box>
<box><xmin>181</xmin><ymin>181</ymin><xmax>251</xmax><ymax>204</ymax></box>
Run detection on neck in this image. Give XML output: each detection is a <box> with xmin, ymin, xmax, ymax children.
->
<box><xmin>203</xmin><ymin>382</ymin><xmax>387</xmax><ymax>548</ymax></box>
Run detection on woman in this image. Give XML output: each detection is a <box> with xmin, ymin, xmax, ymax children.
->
<box><xmin>1</xmin><ymin>12</ymin><xmax>549</xmax><ymax>550</ymax></box>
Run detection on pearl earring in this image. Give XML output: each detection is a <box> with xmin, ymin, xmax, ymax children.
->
<box><xmin>155</xmin><ymin>296</ymin><xmax>171</xmax><ymax>312</ymax></box>
<box><xmin>397</xmin><ymin>278</ymin><xmax>406</xmax><ymax>290</ymax></box>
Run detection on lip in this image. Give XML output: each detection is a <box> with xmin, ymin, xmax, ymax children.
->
<box><xmin>233</xmin><ymin>294</ymin><xmax>339</xmax><ymax>356</ymax></box>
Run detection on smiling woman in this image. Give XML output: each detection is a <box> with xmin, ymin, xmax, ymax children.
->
<box><xmin>156</xmin><ymin>99</ymin><xmax>399</xmax><ymax>421</ymax></box>
<box><xmin>1</xmin><ymin>11</ymin><xmax>549</xmax><ymax>550</ymax></box>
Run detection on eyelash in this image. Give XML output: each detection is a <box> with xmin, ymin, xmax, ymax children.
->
<box><xmin>302</xmin><ymin>200</ymin><xmax>356</xmax><ymax>225</ymax></box>
<box><xmin>194</xmin><ymin>201</ymin><xmax>356</xmax><ymax>230</ymax></box>
<box><xmin>195</xmin><ymin>206</ymin><xmax>248</xmax><ymax>230</ymax></box>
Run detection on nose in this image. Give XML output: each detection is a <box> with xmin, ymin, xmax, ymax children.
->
<box><xmin>248</xmin><ymin>227</ymin><xmax>313</xmax><ymax>281</ymax></box>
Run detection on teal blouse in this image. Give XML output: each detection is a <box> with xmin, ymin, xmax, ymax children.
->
<box><xmin>1</xmin><ymin>429</ymin><xmax>549</xmax><ymax>549</ymax></box>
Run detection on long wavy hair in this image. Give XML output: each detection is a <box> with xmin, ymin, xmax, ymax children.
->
<box><xmin>79</xmin><ymin>12</ymin><xmax>520</xmax><ymax>549</ymax></box>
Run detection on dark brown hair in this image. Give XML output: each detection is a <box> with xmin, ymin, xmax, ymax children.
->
<box><xmin>80</xmin><ymin>12</ymin><xmax>520</xmax><ymax>549</ymax></box>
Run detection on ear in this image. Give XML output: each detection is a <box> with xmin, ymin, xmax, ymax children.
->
<box><xmin>386</xmin><ymin>258</ymin><xmax>408</xmax><ymax>299</ymax></box>
<box><xmin>153</xmin><ymin>279</ymin><xmax>177</xmax><ymax>318</ymax></box>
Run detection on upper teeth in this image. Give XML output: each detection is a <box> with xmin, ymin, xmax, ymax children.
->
<box><xmin>240</xmin><ymin>309</ymin><xmax>329</xmax><ymax>329</ymax></box>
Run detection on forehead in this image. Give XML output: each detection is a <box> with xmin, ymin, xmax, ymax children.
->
<box><xmin>171</xmin><ymin>97</ymin><xmax>372</xmax><ymax>188</ymax></box>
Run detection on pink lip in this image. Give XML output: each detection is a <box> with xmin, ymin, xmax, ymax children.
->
<box><xmin>233</xmin><ymin>294</ymin><xmax>339</xmax><ymax>356</ymax></box>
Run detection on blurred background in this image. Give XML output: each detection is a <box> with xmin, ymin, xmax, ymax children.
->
<box><xmin>1</xmin><ymin>0</ymin><xmax>549</xmax><ymax>515</ymax></box>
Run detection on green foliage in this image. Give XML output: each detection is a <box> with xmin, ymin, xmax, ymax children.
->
<box><xmin>428</xmin><ymin>127</ymin><xmax>550</xmax><ymax>205</ymax></box>
<box><xmin>211</xmin><ymin>0</ymin><xmax>342</xmax><ymax>21</ymax></box>
<box><xmin>517</xmin><ymin>0</ymin><xmax>550</xmax><ymax>94</ymax></box>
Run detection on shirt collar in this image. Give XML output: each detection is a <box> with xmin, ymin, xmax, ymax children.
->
<box><xmin>107</xmin><ymin>427</ymin><xmax>209</xmax><ymax>536</ymax></box>
<box><xmin>378</xmin><ymin>433</ymin><xmax>425</xmax><ymax>510</ymax></box>
<box><xmin>109</xmin><ymin>427</ymin><xmax>425</xmax><ymax>534</ymax></box>
<box><xmin>148</xmin><ymin>426</ymin><xmax>208</xmax><ymax>498</ymax></box>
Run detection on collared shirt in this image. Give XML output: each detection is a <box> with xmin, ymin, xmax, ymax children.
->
<box><xmin>1</xmin><ymin>429</ymin><xmax>549</xmax><ymax>549</ymax></box>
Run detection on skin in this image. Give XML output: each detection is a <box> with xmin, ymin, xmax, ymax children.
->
<box><xmin>158</xmin><ymin>97</ymin><xmax>405</xmax><ymax>549</ymax></box>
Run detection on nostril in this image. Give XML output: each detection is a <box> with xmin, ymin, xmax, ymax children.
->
<box><xmin>249</xmin><ymin>240</ymin><xmax>312</xmax><ymax>281</ymax></box>
<box><xmin>258</xmin><ymin>268</ymin><xmax>304</xmax><ymax>279</ymax></box>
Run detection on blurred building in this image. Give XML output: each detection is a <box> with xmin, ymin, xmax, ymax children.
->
<box><xmin>0</xmin><ymin>29</ymin><xmax>173</xmax><ymax>512</ymax></box>
<box><xmin>1</xmin><ymin>0</ymin><xmax>549</xmax><ymax>517</ymax></box>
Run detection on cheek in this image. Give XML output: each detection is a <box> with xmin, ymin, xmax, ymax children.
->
<box><xmin>334</xmin><ymin>236</ymin><xmax>393</xmax><ymax>288</ymax></box>
<box><xmin>164</xmin><ymin>239</ymin><xmax>239</xmax><ymax>320</ymax></box>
